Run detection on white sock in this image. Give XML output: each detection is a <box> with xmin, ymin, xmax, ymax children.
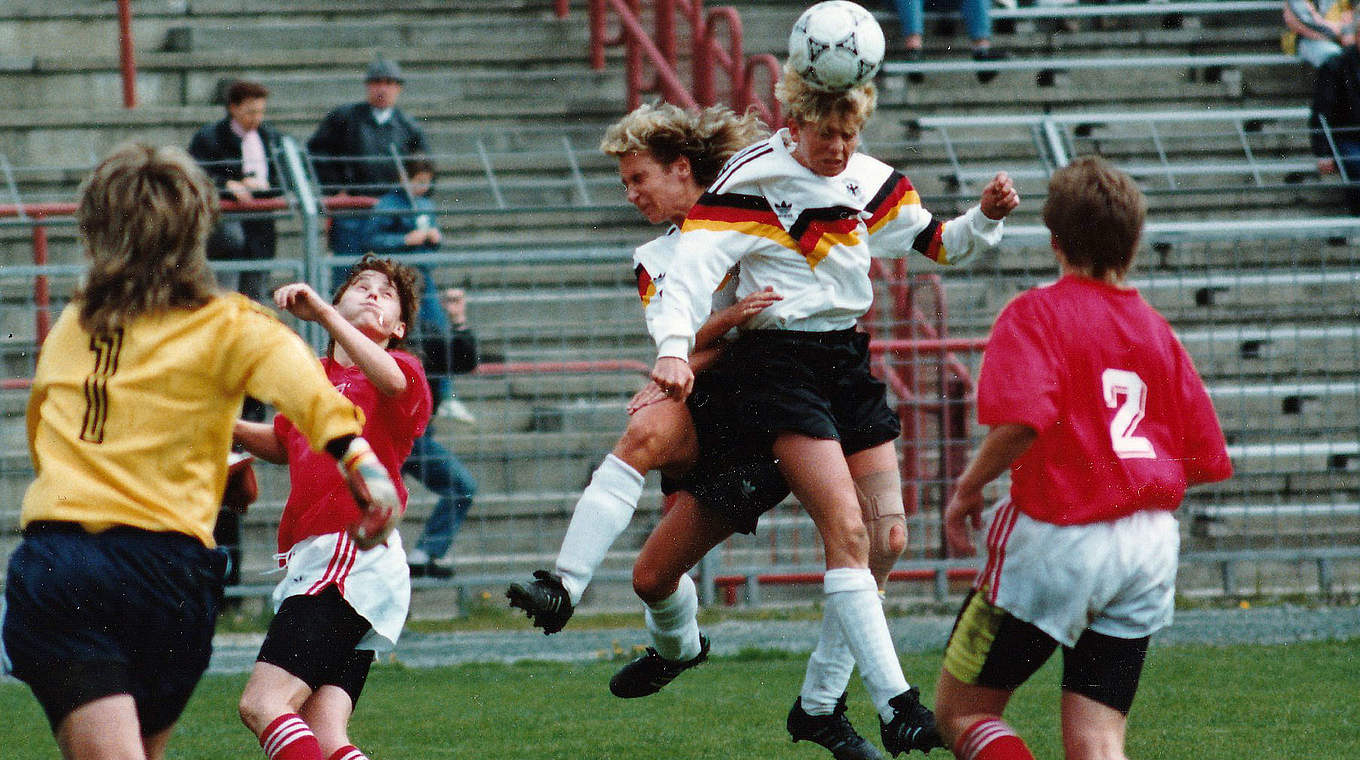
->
<box><xmin>799</xmin><ymin>597</ymin><xmax>858</xmax><ymax>715</ymax></box>
<box><xmin>824</xmin><ymin>567</ymin><xmax>910</xmax><ymax>722</ymax></box>
<box><xmin>644</xmin><ymin>572</ymin><xmax>701</xmax><ymax>661</ymax></box>
<box><xmin>554</xmin><ymin>454</ymin><xmax>644</xmax><ymax>605</ymax></box>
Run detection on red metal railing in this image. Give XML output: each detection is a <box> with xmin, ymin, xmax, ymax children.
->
<box><xmin>567</xmin><ymin>0</ymin><xmax>781</xmax><ymax>124</ymax></box>
<box><xmin>0</xmin><ymin>197</ymin><xmax>311</xmax><ymax>348</ymax></box>
<box><xmin>118</xmin><ymin>0</ymin><xmax>137</xmax><ymax>108</ymax></box>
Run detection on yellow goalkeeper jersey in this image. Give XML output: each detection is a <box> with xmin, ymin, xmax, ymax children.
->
<box><xmin>22</xmin><ymin>293</ymin><xmax>364</xmax><ymax>546</ymax></box>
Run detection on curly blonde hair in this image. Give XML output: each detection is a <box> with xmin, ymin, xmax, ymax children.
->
<box><xmin>600</xmin><ymin>103</ymin><xmax>768</xmax><ymax>187</ymax></box>
<box><xmin>76</xmin><ymin>142</ymin><xmax>219</xmax><ymax>336</ymax></box>
<box><xmin>775</xmin><ymin>64</ymin><xmax>876</xmax><ymax>131</ymax></box>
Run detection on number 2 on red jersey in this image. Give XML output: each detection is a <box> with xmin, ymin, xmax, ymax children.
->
<box><xmin>1102</xmin><ymin>368</ymin><xmax>1156</xmax><ymax>460</ymax></box>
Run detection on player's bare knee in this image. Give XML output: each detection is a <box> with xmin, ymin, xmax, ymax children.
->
<box><xmin>821</xmin><ymin>515</ymin><xmax>869</xmax><ymax>564</ymax></box>
<box><xmin>631</xmin><ymin>564</ymin><xmax>677</xmax><ymax>605</ymax></box>
<box><xmin>615</xmin><ymin>415</ymin><xmax>672</xmax><ymax>471</ymax></box>
<box><xmin>1062</xmin><ymin>730</ymin><xmax>1128</xmax><ymax>760</ymax></box>
<box><xmin>237</xmin><ymin>694</ymin><xmax>269</xmax><ymax>733</ymax></box>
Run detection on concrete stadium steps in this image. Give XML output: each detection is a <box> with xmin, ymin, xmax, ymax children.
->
<box><xmin>877</xmin><ymin>62</ymin><xmax>1310</xmax><ymax>113</ymax></box>
<box><xmin>992</xmin><ymin>235</ymin><xmax>1360</xmax><ymax>273</ymax></box>
<box><xmin>921</xmin><ymin>266</ymin><xmax>1360</xmax><ymax>334</ymax></box>
<box><xmin>0</xmin><ymin>1</ymin><xmax>572</xmax><ymax>58</ymax></box>
<box><xmin>0</xmin><ymin>55</ymin><xmax>623</xmax><ymax>113</ymax></box>
<box><xmin>1180</xmin><ymin>325</ymin><xmax>1360</xmax><ymax>380</ymax></box>
<box><xmin>1208</xmin><ymin>381</ymin><xmax>1360</xmax><ymax>435</ymax></box>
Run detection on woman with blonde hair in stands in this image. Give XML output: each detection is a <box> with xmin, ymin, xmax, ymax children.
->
<box><xmin>643</xmin><ymin>64</ymin><xmax>1018</xmax><ymax>757</ymax></box>
<box><xmin>1</xmin><ymin>142</ymin><xmax>397</xmax><ymax>760</ymax></box>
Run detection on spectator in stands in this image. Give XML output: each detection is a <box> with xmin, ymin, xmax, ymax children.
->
<box><xmin>307</xmin><ymin>56</ymin><xmax>429</xmax><ymax>265</ymax></box>
<box><xmin>188</xmin><ymin>79</ymin><xmax>283</xmax><ymax>304</ymax></box>
<box><xmin>892</xmin><ymin>0</ymin><xmax>1009</xmax><ymax>83</ymax></box>
<box><xmin>359</xmin><ymin>155</ymin><xmax>475</xmax><ymax>421</ymax></box>
<box><xmin>1283</xmin><ymin>0</ymin><xmax>1353</xmax><ymax>68</ymax></box>
<box><xmin>404</xmin><ymin>287</ymin><xmax>481</xmax><ymax>579</ymax></box>
<box><xmin>1309</xmin><ymin>26</ymin><xmax>1360</xmax><ymax>213</ymax></box>
<box><xmin>189</xmin><ymin>78</ymin><xmax>284</xmax><ymax>585</ymax></box>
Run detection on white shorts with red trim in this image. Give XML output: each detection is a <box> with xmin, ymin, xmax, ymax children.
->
<box><xmin>271</xmin><ymin>530</ymin><xmax>411</xmax><ymax>652</ymax></box>
<box><xmin>977</xmin><ymin>497</ymin><xmax>1179</xmax><ymax>648</ymax></box>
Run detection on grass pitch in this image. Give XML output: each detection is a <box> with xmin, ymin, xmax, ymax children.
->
<box><xmin>1</xmin><ymin>638</ymin><xmax>1355</xmax><ymax>758</ymax></box>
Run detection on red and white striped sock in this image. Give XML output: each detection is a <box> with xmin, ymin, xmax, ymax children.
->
<box><xmin>259</xmin><ymin>714</ymin><xmax>325</xmax><ymax>760</ymax></box>
<box><xmin>953</xmin><ymin>718</ymin><xmax>1035</xmax><ymax>760</ymax></box>
<box><xmin>327</xmin><ymin>746</ymin><xmax>369</xmax><ymax>760</ymax></box>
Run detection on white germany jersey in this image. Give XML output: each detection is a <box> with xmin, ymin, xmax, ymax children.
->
<box><xmin>652</xmin><ymin>129</ymin><xmax>1004</xmax><ymax>359</ymax></box>
<box><xmin>633</xmin><ymin>225</ymin><xmax>738</xmax><ymax>344</ymax></box>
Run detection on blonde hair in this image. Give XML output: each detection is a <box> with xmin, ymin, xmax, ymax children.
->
<box><xmin>600</xmin><ymin>103</ymin><xmax>768</xmax><ymax>187</ymax></box>
<box><xmin>1042</xmin><ymin>156</ymin><xmax>1147</xmax><ymax>280</ymax></box>
<box><xmin>76</xmin><ymin>142</ymin><xmax>219</xmax><ymax>335</ymax></box>
<box><xmin>775</xmin><ymin>64</ymin><xmax>876</xmax><ymax>131</ymax></box>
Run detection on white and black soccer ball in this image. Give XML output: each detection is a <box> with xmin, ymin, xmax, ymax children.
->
<box><xmin>787</xmin><ymin>1</ymin><xmax>886</xmax><ymax>92</ymax></box>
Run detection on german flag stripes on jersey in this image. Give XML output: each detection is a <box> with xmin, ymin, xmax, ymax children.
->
<box><xmin>651</xmin><ymin>129</ymin><xmax>1005</xmax><ymax>360</ymax></box>
<box><xmin>632</xmin><ymin>225</ymin><xmax>738</xmax><ymax>346</ymax></box>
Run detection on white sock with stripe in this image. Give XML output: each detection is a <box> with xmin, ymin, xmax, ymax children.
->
<box><xmin>554</xmin><ymin>454</ymin><xmax>645</xmax><ymax>605</ymax></box>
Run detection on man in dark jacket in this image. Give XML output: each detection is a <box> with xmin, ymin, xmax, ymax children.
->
<box><xmin>307</xmin><ymin>56</ymin><xmax>430</xmax><ymax>261</ymax></box>
<box><xmin>188</xmin><ymin>79</ymin><xmax>283</xmax><ymax>303</ymax></box>
<box><xmin>1310</xmin><ymin>36</ymin><xmax>1360</xmax><ymax>214</ymax></box>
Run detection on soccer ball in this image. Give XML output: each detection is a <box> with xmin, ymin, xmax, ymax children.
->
<box><xmin>787</xmin><ymin>1</ymin><xmax>886</xmax><ymax>92</ymax></box>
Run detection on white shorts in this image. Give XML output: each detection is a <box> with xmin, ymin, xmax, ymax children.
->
<box><xmin>272</xmin><ymin>531</ymin><xmax>411</xmax><ymax>652</ymax></box>
<box><xmin>977</xmin><ymin>498</ymin><xmax>1179</xmax><ymax>647</ymax></box>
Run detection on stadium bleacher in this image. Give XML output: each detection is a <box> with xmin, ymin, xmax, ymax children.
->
<box><xmin>1</xmin><ymin>0</ymin><xmax>1357</xmax><ymax>608</ymax></box>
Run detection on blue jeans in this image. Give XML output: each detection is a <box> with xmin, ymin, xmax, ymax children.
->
<box><xmin>894</xmin><ymin>0</ymin><xmax>991</xmax><ymax>42</ymax></box>
<box><xmin>414</xmin><ymin>265</ymin><xmax>452</xmax><ymax>402</ymax></box>
<box><xmin>403</xmin><ymin>430</ymin><xmax>476</xmax><ymax>559</ymax></box>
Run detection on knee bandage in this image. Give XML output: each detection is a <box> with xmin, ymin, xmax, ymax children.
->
<box><xmin>854</xmin><ymin>469</ymin><xmax>906</xmax><ymax>585</ymax></box>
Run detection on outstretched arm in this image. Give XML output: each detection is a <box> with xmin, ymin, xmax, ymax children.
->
<box><xmin>944</xmin><ymin>423</ymin><xmax>1035</xmax><ymax>556</ymax></box>
<box><xmin>273</xmin><ymin>283</ymin><xmax>407</xmax><ymax>396</ymax></box>
<box><xmin>233</xmin><ymin>420</ymin><xmax>287</xmax><ymax>464</ymax></box>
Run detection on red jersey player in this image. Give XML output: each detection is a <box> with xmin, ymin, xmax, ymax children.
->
<box><xmin>233</xmin><ymin>255</ymin><xmax>431</xmax><ymax>760</ymax></box>
<box><xmin>934</xmin><ymin>156</ymin><xmax>1233</xmax><ymax>760</ymax></box>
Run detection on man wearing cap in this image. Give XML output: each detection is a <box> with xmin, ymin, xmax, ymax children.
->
<box><xmin>308</xmin><ymin>57</ymin><xmax>430</xmax><ymax>258</ymax></box>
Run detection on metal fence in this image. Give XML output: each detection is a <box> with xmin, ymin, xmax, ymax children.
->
<box><xmin>1</xmin><ymin>140</ymin><xmax>1358</xmax><ymax>613</ymax></box>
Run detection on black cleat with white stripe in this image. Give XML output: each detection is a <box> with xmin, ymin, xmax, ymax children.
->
<box><xmin>879</xmin><ymin>687</ymin><xmax>945</xmax><ymax>756</ymax></box>
<box><xmin>609</xmin><ymin>634</ymin><xmax>710</xmax><ymax>698</ymax></box>
<box><xmin>506</xmin><ymin>570</ymin><xmax>573</xmax><ymax>635</ymax></box>
<box><xmin>788</xmin><ymin>692</ymin><xmax>885</xmax><ymax>760</ymax></box>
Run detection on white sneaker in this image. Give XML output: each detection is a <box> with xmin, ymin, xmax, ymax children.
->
<box><xmin>437</xmin><ymin>397</ymin><xmax>476</xmax><ymax>425</ymax></box>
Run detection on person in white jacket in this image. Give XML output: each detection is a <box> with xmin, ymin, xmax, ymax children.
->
<box><xmin>643</xmin><ymin>64</ymin><xmax>1019</xmax><ymax>758</ymax></box>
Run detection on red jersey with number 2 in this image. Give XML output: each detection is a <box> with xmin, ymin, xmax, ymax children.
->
<box><xmin>977</xmin><ymin>274</ymin><xmax>1232</xmax><ymax>526</ymax></box>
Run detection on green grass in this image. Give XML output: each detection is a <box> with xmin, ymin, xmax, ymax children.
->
<box><xmin>2</xmin><ymin>639</ymin><xmax>1356</xmax><ymax>759</ymax></box>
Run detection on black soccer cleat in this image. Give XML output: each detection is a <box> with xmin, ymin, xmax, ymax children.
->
<box><xmin>788</xmin><ymin>692</ymin><xmax>885</xmax><ymax>760</ymax></box>
<box><xmin>505</xmin><ymin>570</ymin><xmax>573</xmax><ymax>635</ymax></box>
<box><xmin>879</xmin><ymin>687</ymin><xmax>945</xmax><ymax>756</ymax></box>
<box><xmin>608</xmin><ymin>634</ymin><xmax>710</xmax><ymax>698</ymax></box>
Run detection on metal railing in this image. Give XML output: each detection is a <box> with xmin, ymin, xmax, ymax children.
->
<box><xmin>3</xmin><ymin>142</ymin><xmax>1358</xmax><ymax>605</ymax></box>
<box><xmin>908</xmin><ymin>107</ymin><xmax>1339</xmax><ymax>197</ymax></box>
<box><xmin>571</xmin><ymin>0</ymin><xmax>781</xmax><ymax>124</ymax></box>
